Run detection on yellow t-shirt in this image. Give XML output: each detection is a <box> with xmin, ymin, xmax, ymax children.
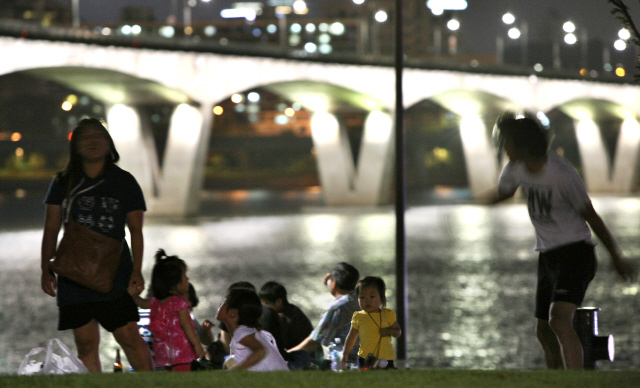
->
<box><xmin>351</xmin><ymin>308</ymin><xmax>396</xmax><ymax>360</ymax></box>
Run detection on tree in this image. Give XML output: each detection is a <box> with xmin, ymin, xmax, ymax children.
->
<box><xmin>609</xmin><ymin>0</ymin><xmax>640</xmax><ymax>81</ymax></box>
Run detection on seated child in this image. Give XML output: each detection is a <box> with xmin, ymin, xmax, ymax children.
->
<box><xmin>341</xmin><ymin>276</ymin><xmax>401</xmax><ymax>370</ymax></box>
<box><xmin>259</xmin><ymin>281</ymin><xmax>314</xmax><ymax>350</ymax></box>
<box><xmin>216</xmin><ymin>288</ymin><xmax>289</xmax><ymax>371</ymax></box>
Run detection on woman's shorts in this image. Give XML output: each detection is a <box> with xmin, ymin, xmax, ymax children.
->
<box><xmin>535</xmin><ymin>240</ymin><xmax>597</xmax><ymax>320</ymax></box>
<box><xmin>58</xmin><ymin>292</ymin><xmax>140</xmax><ymax>332</ymax></box>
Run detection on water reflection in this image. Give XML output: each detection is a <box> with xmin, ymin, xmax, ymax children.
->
<box><xmin>1</xmin><ymin>198</ymin><xmax>640</xmax><ymax>373</ymax></box>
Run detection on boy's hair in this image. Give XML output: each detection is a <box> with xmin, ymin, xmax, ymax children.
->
<box><xmin>150</xmin><ymin>249</ymin><xmax>187</xmax><ymax>300</ymax></box>
<box><xmin>355</xmin><ymin>276</ymin><xmax>387</xmax><ymax>307</ymax></box>
<box><xmin>226</xmin><ymin>288</ymin><xmax>263</xmax><ymax>330</ymax></box>
<box><xmin>187</xmin><ymin>283</ymin><xmax>199</xmax><ymax>308</ymax></box>
<box><xmin>331</xmin><ymin>262</ymin><xmax>360</xmax><ymax>291</ymax></box>
<box><xmin>259</xmin><ymin>281</ymin><xmax>289</xmax><ymax>305</ymax></box>
<box><xmin>493</xmin><ymin>113</ymin><xmax>549</xmax><ymax>158</ymax></box>
<box><xmin>227</xmin><ymin>281</ymin><xmax>256</xmax><ymax>292</ymax></box>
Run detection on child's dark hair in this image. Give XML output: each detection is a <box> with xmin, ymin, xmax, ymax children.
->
<box><xmin>226</xmin><ymin>288</ymin><xmax>263</xmax><ymax>330</ymax></box>
<box><xmin>331</xmin><ymin>262</ymin><xmax>360</xmax><ymax>291</ymax></box>
<box><xmin>259</xmin><ymin>281</ymin><xmax>289</xmax><ymax>305</ymax></box>
<box><xmin>355</xmin><ymin>276</ymin><xmax>387</xmax><ymax>307</ymax></box>
<box><xmin>493</xmin><ymin>113</ymin><xmax>549</xmax><ymax>158</ymax></box>
<box><xmin>187</xmin><ymin>283</ymin><xmax>199</xmax><ymax>308</ymax></box>
<box><xmin>151</xmin><ymin>249</ymin><xmax>187</xmax><ymax>300</ymax></box>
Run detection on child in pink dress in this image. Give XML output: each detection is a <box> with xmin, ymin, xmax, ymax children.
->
<box><xmin>130</xmin><ymin>249</ymin><xmax>205</xmax><ymax>371</ymax></box>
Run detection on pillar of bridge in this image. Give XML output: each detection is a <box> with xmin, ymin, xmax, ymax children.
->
<box><xmin>576</xmin><ymin>118</ymin><xmax>640</xmax><ymax>193</ymax></box>
<box><xmin>311</xmin><ymin>110</ymin><xmax>393</xmax><ymax>205</ymax></box>
<box><xmin>107</xmin><ymin>103</ymin><xmax>206</xmax><ymax>217</ymax></box>
<box><xmin>459</xmin><ymin>115</ymin><xmax>499</xmax><ymax>198</ymax></box>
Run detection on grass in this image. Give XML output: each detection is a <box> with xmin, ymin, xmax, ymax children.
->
<box><xmin>2</xmin><ymin>369</ymin><xmax>640</xmax><ymax>388</ymax></box>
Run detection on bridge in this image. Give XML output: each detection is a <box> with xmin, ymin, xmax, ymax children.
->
<box><xmin>2</xmin><ymin>33</ymin><xmax>640</xmax><ymax>216</ymax></box>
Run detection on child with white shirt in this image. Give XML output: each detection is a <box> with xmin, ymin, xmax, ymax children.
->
<box><xmin>215</xmin><ymin>288</ymin><xmax>289</xmax><ymax>371</ymax></box>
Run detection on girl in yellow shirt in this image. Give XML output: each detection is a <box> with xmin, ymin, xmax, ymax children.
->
<box><xmin>341</xmin><ymin>276</ymin><xmax>401</xmax><ymax>369</ymax></box>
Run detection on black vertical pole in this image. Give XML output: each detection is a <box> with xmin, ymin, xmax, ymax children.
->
<box><xmin>394</xmin><ymin>0</ymin><xmax>408</xmax><ymax>367</ymax></box>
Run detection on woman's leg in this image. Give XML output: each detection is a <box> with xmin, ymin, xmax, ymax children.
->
<box><xmin>113</xmin><ymin>321</ymin><xmax>154</xmax><ymax>371</ymax></box>
<box><xmin>73</xmin><ymin>319</ymin><xmax>102</xmax><ymax>373</ymax></box>
<box><xmin>548</xmin><ymin>301</ymin><xmax>582</xmax><ymax>370</ymax></box>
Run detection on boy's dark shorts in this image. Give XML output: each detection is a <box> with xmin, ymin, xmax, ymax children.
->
<box><xmin>58</xmin><ymin>292</ymin><xmax>140</xmax><ymax>332</ymax></box>
<box><xmin>535</xmin><ymin>240</ymin><xmax>597</xmax><ymax>321</ymax></box>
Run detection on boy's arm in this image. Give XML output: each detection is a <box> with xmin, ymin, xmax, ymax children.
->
<box><xmin>228</xmin><ymin>334</ymin><xmax>266</xmax><ymax>370</ymax></box>
<box><xmin>582</xmin><ymin>203</ymin><xmax>637</xmax><ymax>281</ymax></box>
<box><xmin>287</xmin><ymin>336</ymin><xmax>320</xmax><ymax>353</ymax></box>
<box><xmin>340</xmin><ymin>326</ymin><xmax>358</xmax><ymax>368</ymax></box>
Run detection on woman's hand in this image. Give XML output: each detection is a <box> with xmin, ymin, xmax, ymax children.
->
<box><xmin>41</xmin><ymin>270</ymin><xmax>57</xmax><ymax>297</ymax></box>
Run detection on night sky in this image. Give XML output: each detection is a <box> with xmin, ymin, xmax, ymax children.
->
<box><xmin>71</xmin><ymin>0</ymin><xmax>640</xmax><ymax>55</ymax></box>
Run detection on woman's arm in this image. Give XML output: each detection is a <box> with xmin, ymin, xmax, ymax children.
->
<box><xmin>178</xmin><ymin>308</ymin><xmax>205</xmax><ymax>358</ymax></box>
<box><xmin>41</xmin><ymin>204</ymin><xmax>62</xmax><ymax>297</ymax></box>
<box><xmin>228</xmin><ymin>333</ymin><xmax>266</xmax><ymax>370</ymax></box>
<box><xmin>126</xmin><ymin>210</ymin><xmax>145</xmax><ymax>292</ymax></box>
<box><xmin>380</xmin><ymin>321</ymin><xmax>402</xmax><ymax>338</ymax></box>
<box><xmin>340</xmin><ymin>326</ymin><xmax>358</xmax><ymax>369</ymax></box>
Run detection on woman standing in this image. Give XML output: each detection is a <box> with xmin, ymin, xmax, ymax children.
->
<box><xmin>40</xmin><ymin>118</ymin><xmax>153</xmax><ymax>372</ymax></box>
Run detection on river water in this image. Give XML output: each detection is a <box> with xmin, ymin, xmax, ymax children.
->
<box><xmin>1</xmin><ymin>194</ymin><xmax>640</xmax><ymax>373</ymax></box>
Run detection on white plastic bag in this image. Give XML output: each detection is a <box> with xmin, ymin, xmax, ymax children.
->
<box><xmin>18</xmin><ymin>338</ymin><xmax>89</xmax><ymax>375</ymax></box>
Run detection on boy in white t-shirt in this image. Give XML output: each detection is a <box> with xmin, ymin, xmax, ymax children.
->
<box><xmin>490</xmin><ymin>114</ymin><xmax>636</xmax><ymax>370</ymax></box>
<box><xmin>215</xmin><ymin>288</ymin><xmax>289</xmax><ymax>371</ymax></box>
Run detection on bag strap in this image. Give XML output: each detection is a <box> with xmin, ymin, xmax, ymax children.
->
<box><xmin>63</xmin><ymin>177</ymin><xmax>105</xmax><ymax>223</ymax></box>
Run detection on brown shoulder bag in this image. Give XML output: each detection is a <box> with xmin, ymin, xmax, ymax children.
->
<box><xmin>49</xmin><ymin>178</ymin><xmax>123</xmax><ymax>294</ymax></box>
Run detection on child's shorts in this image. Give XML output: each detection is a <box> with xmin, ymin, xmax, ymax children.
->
<box><xmin>535</xmin><ymin>240</ymin><xmax>597</xmax><ymax>321</ymax></box>
<box><xmin>58</xmin><ymin>292</ymin><xmax>140</xmax><ymax>332</ymax></box>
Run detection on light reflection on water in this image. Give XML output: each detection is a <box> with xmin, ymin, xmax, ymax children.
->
<box><xmin>1</xmin><ymin>198</ymin><xmax>640</xmax><ymax>373</ymax></box>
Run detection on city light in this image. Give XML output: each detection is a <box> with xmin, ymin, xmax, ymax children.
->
<box><xmin>533</xmin><ymin>63</ymin><xmax>543</xmax><ymax>72</ymax></box>
<box><xmin>213</xmin><ymin>106</ymin><xmax>223</xmax><ymax>115</ymax></box>
<box><xmin>319</xmin><ymin>44</ymin><xmax>333</xmax><ymax>54</ymax></box>
<box><xmin>563</xmin><ymin>21</ymin><xmax>576</xmax><ymax>33</ymax></box>
<box><xmin>231</xmin><ymin>94</ymin><xmax>243</xmax><ymax>103</ymax></box>
<box><xmin>306</xmin><ymin>23</ymin><xmax>316</xmax><ymax>33</ymax></box>
<box><xmin>564</xmin><ymin>33</ymin><xmax>577</xmax><ymax>44</ymax></box>
<box><xmin>502</xmin><ymin>13</ymin><xmax>515</xmax><ymax>25</ymax></box>
<box><xmin>447</xmin><ymin>19</ymin><xmax>460</xmax><ymax>31</ymax></box>
<box><xmin>11</xmin><ymin>132</ymin><xmax>21</xmax><ymax>142</ymax></box>
<box><xmin>330</xmin><ymin>22</ymin><xmax>345</xmax><ymax>35</ymax></box>
<box><xmin>619</xmin><ymin>28</ymin><xmax>631</xmax><ymax>40</ymax></box>
<box><xmin>616</xmin><ymin>67</ymin><xmax>626</xmax><ymax>77</ymax></box>
<box><xmin>266</xmin><ymin>24</ymin><xmax>277</xmax><ymax>34</ymax></box>
<box><xmin>247</xmin><ymin>92</ymin><xmax>260</xmax><ymax>102</ymax></box>
<box><xmin>353</xmin><ymin>0</ymin><xmax>365</xmax><ymax>4</ymax></box>
<box><xmin>120</xmin><ymin>25</ymin><xmax>132</xmax><ymax>35</ymax></box>
<box><xmin>293</xmin><ymin>0</ymin><xmax>308</xmax><ymax>14</ymax></box>
<box><xmin>61</xmin><ymin>101</ymin><xmax>73</xmax><ymax>111</ymax></box>
<box><xmin>290</xmin><ymin>23</ymin><xmax>302</xmax><ymax>34</ymax></box>
<box><xmin>131</xmin><ymin>25</ymin><xmax>142</xmax><ymax>35</ymax></box>
<box><xmin>101</xmin><ymin>27</ymin><xmax>111</xmax><ymax>35</ymax></box>
<box><xmin>507</xmin><ymin>27</ymin><xmax>521</xmax><ymax>39</ymax></box>
<box><xmin>318</xmin><ymin>33</ymin><xmax>331</xmax><ymax>44</ymax></box>
<box><xmin>304</xmin><ymin>42</ymin><xmax>318</xmax><ymax>53</ymax></box>
<box><xmin>614</xmin><ymin>39</ymin><xmax>627</xmax><ymax>51</ymax></box>
<box><xmin>430</xmin><ymin>8</ymin><xmax>443</xmax><ymax>16</ymax></box>
<box><xmin>221</xmin><ymin>8</ymin><xmax>257</xmax><ymax>21</ymax></box>
<box><xmin>159</xmin><ymin>26</ymin><xmax>175</xmax><ymax>38</ymax></box>
<box><xmin>284</xmin><ymin>107</ymin><xmax>296</xmax><ymax>117</ymax></box>
<box><xmin>204</xmin><ymin>26</ymin><xmax>217</xmax><ymax>36</ymax></box>
<box><xmin>426</xmin><ymin>0</ymin><xmax>468</xmax><ymax>11</ymax></box>
<box><xmin>375</xmin><ymin>11</ymin><xmax>388</xmax><ymax>23</ymax></box>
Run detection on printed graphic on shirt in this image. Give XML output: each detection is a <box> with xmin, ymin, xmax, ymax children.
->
<box><xmin>77</xmin><ymin>213</ymin><xmax>95</xmax><ymax>227</ymax></box>
<box><xmin>77</xmin><ymin>195</ymin><xmax>96</xmax><ymax>211</ymax></box>
<box><xmin>101</xmin><ymin>197</ymin><xmax>120</xmax><ymax>213</ymax></box>
<box><xmin>523</xmin><ymin>184</ymin><xmax>553</xmax><ymax>224</ymax></box>
<box><xmin>98</xmin><ymin>215</ymin><xmax>115</xmax><ymax>233</ymax></box>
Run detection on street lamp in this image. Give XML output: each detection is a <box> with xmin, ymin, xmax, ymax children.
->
<box><xmin>496</xmin><ymin>12</ymin><xmax>527</xmax><ymax>66</ymax></box>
